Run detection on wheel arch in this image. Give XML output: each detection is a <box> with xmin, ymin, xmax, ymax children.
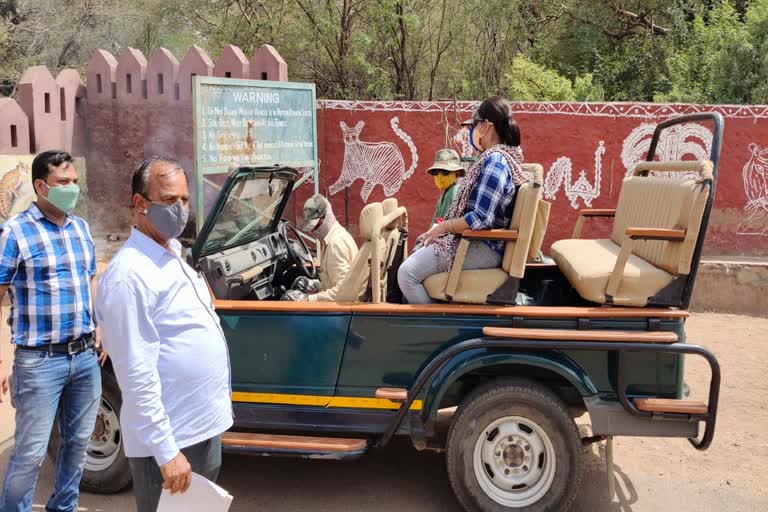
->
<box><xmin>420</xmin><ymin>348</ymin><xmax>597</xmax><ymax>432</ymax></box>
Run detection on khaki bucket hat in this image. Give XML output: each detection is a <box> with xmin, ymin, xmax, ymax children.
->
<box><xmin>425</xmin><ymin>149</ymin><xmax>464</xmax><ymax>175</ymax></box>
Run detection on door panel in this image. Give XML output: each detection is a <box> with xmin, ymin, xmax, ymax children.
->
<box><xmin>336</xmin><ymin>314</ymin><xmax>683</xmax><ymax>398</ymax></box>
<box><xmin>220</xmin><ymin>311</ymin><xmax>351</xmax><ymax>398</ymax></box>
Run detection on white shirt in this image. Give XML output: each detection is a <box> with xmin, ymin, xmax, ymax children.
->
<box><xmin>96</xmin><ymin>228</ymin><xmax>232</xmax><ymax>466</ymax></box>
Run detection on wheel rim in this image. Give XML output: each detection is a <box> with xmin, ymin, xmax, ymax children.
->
<box><xmin>85</xmin><ymin>397</ymin><xmax>121</xmax><ymax>472</ymax></box>
<box><xmin>472</xmin><ymin>415</ymin><xmax>557</xmax><ymax>508</ymax></box>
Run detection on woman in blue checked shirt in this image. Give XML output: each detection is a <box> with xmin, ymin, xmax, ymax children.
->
<box><xmin>398</xmin><ymin>96</ymin><xmax>530</xmax><ymax>304</ymax></box>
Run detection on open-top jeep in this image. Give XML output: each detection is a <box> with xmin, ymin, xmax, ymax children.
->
<box><xmin>65</xmin><ymin>113</ymin><xmax>723</xmax><ymax>511</ymax></box>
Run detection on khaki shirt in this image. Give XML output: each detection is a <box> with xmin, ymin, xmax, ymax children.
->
<box><xmin>309</xmin><ymin>223</ymin><xmax>358</xmax><ymax>302</ymax></box>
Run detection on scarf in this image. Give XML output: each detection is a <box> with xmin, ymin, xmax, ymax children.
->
<box><xmin>433</xmin><ymin>144</ymin><xmax>527</xmax><ymax>272</ymax></box>
<box><xmin>313</xmin><ymin>205</ymin><xmax>338</xmax><ymax>242</ymax></box>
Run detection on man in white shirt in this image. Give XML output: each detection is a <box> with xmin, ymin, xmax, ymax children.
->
<box><xmin>96</xmin><ymin>157</ymin><xmax>232</xmax><ymax>512</ymax></box>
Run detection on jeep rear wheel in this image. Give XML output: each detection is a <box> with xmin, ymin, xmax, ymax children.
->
<box><xmin>446</xmin><ymin>378</ymin><xmax>582</xmax><ymax>512</ymax></box>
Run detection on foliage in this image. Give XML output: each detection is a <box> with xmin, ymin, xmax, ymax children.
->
<box><xmin>1</xmin><ymin>0</ymin><xmax>767</xmax><ymax>103</ymax></box>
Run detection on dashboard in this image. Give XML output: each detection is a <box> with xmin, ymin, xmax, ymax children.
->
<box><xmin>198</xmin><ymin>232</ymin><xmax>288</xmax><ymax>300</ymax></box>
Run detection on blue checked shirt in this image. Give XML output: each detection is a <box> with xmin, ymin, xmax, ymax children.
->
<box><xmin>463</xmin><ymin>152</ymin><xmax>519</xmax><ymax>254</ymax></box>
<box><xmin>0</xmin><ymin>202</ymin><xmax>96</xmax><ymax>347</ymax></box>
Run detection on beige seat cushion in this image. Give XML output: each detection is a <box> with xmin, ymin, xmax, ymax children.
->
<box><xmin>424</xmin><ymin>268</ymin><xmax>509</xmax><ymax>304</ymax></box>
<box><xmin>550</xmin><ymin>239</ymin><xmax>674</xmax><ymax>307</ymax></box>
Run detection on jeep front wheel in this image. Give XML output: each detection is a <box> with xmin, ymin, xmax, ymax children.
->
<box><xmin>446</xmin><ymin>378</ymin><xmax>582</xmax><ymax>512</ymax></box>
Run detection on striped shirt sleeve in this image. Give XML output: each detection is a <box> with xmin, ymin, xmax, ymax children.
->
<box><xmin>464</xmin><ymin>153</ymin><xmax>514</xmax><ymax>231</ymax></box>
<box><xmin>0</xmin><ymin>226</ymin><xmax>20</xmax><ymax>285</ymax></box>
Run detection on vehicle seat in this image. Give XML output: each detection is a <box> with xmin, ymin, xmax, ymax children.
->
<box><xmin>424</xmin><ymin>164</ymin><xmax>546</xmax><ymax>305</ymax></box>
<box><xmin>380</xmin><ymin>198</ymin><xmax>408</xmax><ymax>301</ymax></box>
<box><xmin>550</xmin><ymin>160</ymin><xmax>713</xmax><ymax>307</ymax></box>
<box><xmin>336</xmin><ymin>201</ymin><xmax>407</xmax><ymax>303</ymax></box>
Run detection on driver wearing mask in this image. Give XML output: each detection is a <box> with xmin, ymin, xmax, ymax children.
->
<box><xmin>282</xmin><ymin>194</ymin><xmax>358</xmax><ymax>302</ymax></box>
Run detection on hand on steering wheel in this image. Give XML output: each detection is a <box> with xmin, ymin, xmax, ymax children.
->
<box><xmin>279</xmin><ymin>221</ymin><xmax>317</xmax><ymax>278</ymax></box>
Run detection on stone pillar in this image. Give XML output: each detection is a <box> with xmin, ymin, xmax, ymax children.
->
<box><xmin>214</xmin><ymin>45</ymin><xmax>249</xmax><ymax>79</ymax></box>
<box><xmin>0</xmin><ymin>99</ymin><xmax>30</xmax><ymax>154</ymax></box>
<box><xmin>250</xmin><ymin>44</ymin><xmax>288</xmax><ymax>81</ymax></box>
<box><xmin>16</xmin><ymin>66</ymin><xmax>63</xmax><ymax>152</ymax></box>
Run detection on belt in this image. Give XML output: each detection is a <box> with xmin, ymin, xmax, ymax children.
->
<box><xmin>17</xmin><ymin>333</ymin><xmax>96</xmax><ymax>355</ymax></box>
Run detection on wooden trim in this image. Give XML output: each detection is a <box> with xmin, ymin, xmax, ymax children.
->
<box><xmin>482</xmin><ymin>327</ymin><xmax>678</xmax><ymax>343</ymax></box>
<box><xmin>375</xmin><ymin>388</ymin><xmax>407</xmax><ymax>401</ymax></box>
<box><xmin>625</xmin><ymin>227</ymin><xmax>686</xmax><ymax>240</ymax></box>
<box><xmin>635</xmin><ymin>398</ymin><xmax>708</xmax><ymax>415</ymax></box>
<box><xmin>579</xmin><ymin>209</ymin><xmax>616</xmax><ymax>217</ymax></box>
<box><xmin>461</xmin><ymin>229</ymin><xmax>519</xmax><ymax>241</ymax></box>
<box><xmin>222</xmin><ymin>432</ymin><xmax>368</xmax><ymax>452</ymax></box>
<box><xmin>214</xmin><ymin>300</ymin><xmax>690</xmax><ymax>318</ymax></box>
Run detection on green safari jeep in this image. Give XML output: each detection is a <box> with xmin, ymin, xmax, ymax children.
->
<box><xmin>67</xmin><ymin>114</ymin><xmax>723</xmax><ymax>511</ymax></box>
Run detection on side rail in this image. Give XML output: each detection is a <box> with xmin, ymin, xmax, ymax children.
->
<box><xmin>379</xmin><ymin>333</ymin><xmax>720</xmax><ymax>451</ymax></box>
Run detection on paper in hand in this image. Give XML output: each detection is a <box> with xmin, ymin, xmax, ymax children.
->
<box><xmin>157</xmin><ymin>472</ymin><xmax>233</xmax><ymax>512</ymax></box>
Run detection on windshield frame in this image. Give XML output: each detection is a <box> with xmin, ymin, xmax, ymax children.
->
<box><xmin>192</xmin><ymin>165</ymin><xmax>298</xmax><ymax>262</ymax></box>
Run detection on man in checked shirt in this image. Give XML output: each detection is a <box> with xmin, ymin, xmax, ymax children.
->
<box><xmin>0</xmin><ymin>150</ymin><xmax>106</xmax><ymax>512</ymax></box>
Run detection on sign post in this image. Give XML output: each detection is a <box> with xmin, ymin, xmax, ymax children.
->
<box><xmin>192</xmin><ymin>76</ymin><xmax>318</xmax><ymax>231</ymax></box>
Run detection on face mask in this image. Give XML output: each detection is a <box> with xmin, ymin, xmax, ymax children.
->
<box><xmin>300</xmin><ymin>217</ymin><xmax>321</xmax><ymax>232</ymax></box>
<box><xmin>143</xmin><ymin>200</ymin><xmax>189</xmax><ymax>240</ymax></box>
<box><xmin>43</xmin><ymin>183</ymin><xmax>80</xmax><ymax>214</ymax></box>
<box><xmin>469</xmin><ymin>121</ymin><xmax>485</xmax><ymax>152</ymax></box>
<box><xmin>433</xmin><ymin>172</ymin><xmax>457</xmax><ymax>191</ymax></box>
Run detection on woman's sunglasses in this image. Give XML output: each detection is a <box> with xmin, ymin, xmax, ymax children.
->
<box><xmin>428</xmin><ymin>169</ymin><xmax>454</xmax><ymax>176</ymax></box>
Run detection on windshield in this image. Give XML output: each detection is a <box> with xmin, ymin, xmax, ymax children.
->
<box><xmin>201</xmin><ymin>173</ymin><xmax>291</xmax><ymax>254</ymax></box>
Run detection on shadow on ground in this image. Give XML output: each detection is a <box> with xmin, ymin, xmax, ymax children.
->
<box><xmin>0</xmin><ymin>437</ymin><xmax>626</xmax><ymax>512</ymax></box>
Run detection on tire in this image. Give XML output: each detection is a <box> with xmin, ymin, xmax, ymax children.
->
<box><xmin>446</xmin><ymin>378</ymin><xmax>583</xmax><ymax>512</ymax></box>
<box><xmin>48</xmin><ymin>368</ymin><xmax>132</xmax><ymax>494</ymax></box>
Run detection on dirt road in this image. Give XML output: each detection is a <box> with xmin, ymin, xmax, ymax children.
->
<box><xmin>1</xmin><ymin>313</ymin><xmax>767</xmax><ymax>511</ymax></box>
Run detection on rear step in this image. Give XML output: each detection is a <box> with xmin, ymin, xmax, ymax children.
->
<box><xmin>221</xmin><ymin>432</ymin><xmax>370</xmax><ymax>460</ymax></box>
<box><xmin>635</xmin><ymin>398</ymin><xmax>708</xmax><ymax>415</ymax></box>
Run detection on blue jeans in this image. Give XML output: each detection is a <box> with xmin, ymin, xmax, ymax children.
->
<box><xmin>0</xmin><ymin>347</ymin><xmax>101</xmax><ymax>512</ymax></box>
<box><xmin>128</xmin><ymin>435</ymin><xmax>222</xmax><ymax>512</ymax></box>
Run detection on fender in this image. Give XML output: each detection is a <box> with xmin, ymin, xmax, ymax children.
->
<box><xmin>419</xmin><ymin>347</ymin><xmax>598</xmax><ymax>430</ymax></box>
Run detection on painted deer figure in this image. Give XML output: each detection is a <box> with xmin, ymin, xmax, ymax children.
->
<box><xmin>329</xmin><ymin>117</ymin><xmax>418</xmax><ymax>202</ymax></box>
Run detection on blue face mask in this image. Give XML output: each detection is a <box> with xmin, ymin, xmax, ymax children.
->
<box><xmin>469</xmin><ymin>121</ymin><xmax>485</xmax><ymax>152</ymax></box>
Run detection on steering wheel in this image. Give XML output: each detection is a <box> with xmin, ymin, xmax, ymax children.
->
<box><xmin>279</xmin><ymin>221</ymin><xmax>317</xmax><ymax>278</ymax></box>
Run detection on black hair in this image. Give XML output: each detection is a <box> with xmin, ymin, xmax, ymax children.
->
<box><xmin>475</xmin><ymin>95</ymin><xmax>521</xmax><ymax>147</ymax></box>
<box><xmin>131</xmin><ymin>156</ymin><xmax>185</xmax><ymax>198</ymax></box>
<box><xmin>31</xmin><ymin>150</ymin><xmax>74</xmax><ymax>183</ymax></box>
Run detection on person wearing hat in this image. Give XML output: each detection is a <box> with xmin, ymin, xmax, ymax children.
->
<box><xmin>427</xmin><ymin>148</ymin><xmax>465</xmax><ymax>225</ymax></box>
<box><xmin>282</xmin><ymin>194</ymin><xmax>358</xmax><ymax>302</ymax></box>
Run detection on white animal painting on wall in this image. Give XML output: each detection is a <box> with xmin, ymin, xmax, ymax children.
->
<box><xmin>737</xmin><ymin>143</ymin><xmax>768</xmax><ymax>236</ymax></box>
<box><xmin>621</xmin><ymin>122</ymin><xmax>712</xmax><ymax>178</ymax></box>
<box><xmin>452</xmin><ymin>126</ymin><xmax>474</xmax><ymax>161</ymax></box>
<box><xmin>543</xmin><ymin>142</ymin><xmax>606</xmax><ymax>209</ymax></box>
<box><xmin>329</xmin><ymin>117</ymin><xmax>418</xmax><ymax>202</ymax></box>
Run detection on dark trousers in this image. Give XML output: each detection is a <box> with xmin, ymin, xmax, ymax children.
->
<box><xmin>128</xmin><ymin>435</ymin><xmax>222</xmax><ymax>512</ymax></box>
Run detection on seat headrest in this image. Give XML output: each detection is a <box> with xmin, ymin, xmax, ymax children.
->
<box><xmin>359</xmin><ymin>203</ymin><xmax>384</xmax><ymax>240</ymax></box>
<box><xmin>382</xmin><ymin>198</ymin><xmax>398</xmax><ymax>215</ymax></box>
<box><xmin>521</xmin><ymin>163</ymin><xmax>544</xmax><ymax>187</ymax></box>
<box><xmin>632</xmin><ymin>160</ymin><xmax>714</xmax><ymax>182</ymax></box>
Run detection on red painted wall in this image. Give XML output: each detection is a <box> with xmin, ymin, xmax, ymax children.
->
<box><xmin>299</xmin><ymin>101</ymin><xmax>768</xmax><ymax>257</ymax></box>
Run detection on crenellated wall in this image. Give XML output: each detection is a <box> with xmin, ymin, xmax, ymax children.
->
<box><xmin>0</xmin><ymin>44</ymin><xmax>288</xmax><ymax>231</ymax></box>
